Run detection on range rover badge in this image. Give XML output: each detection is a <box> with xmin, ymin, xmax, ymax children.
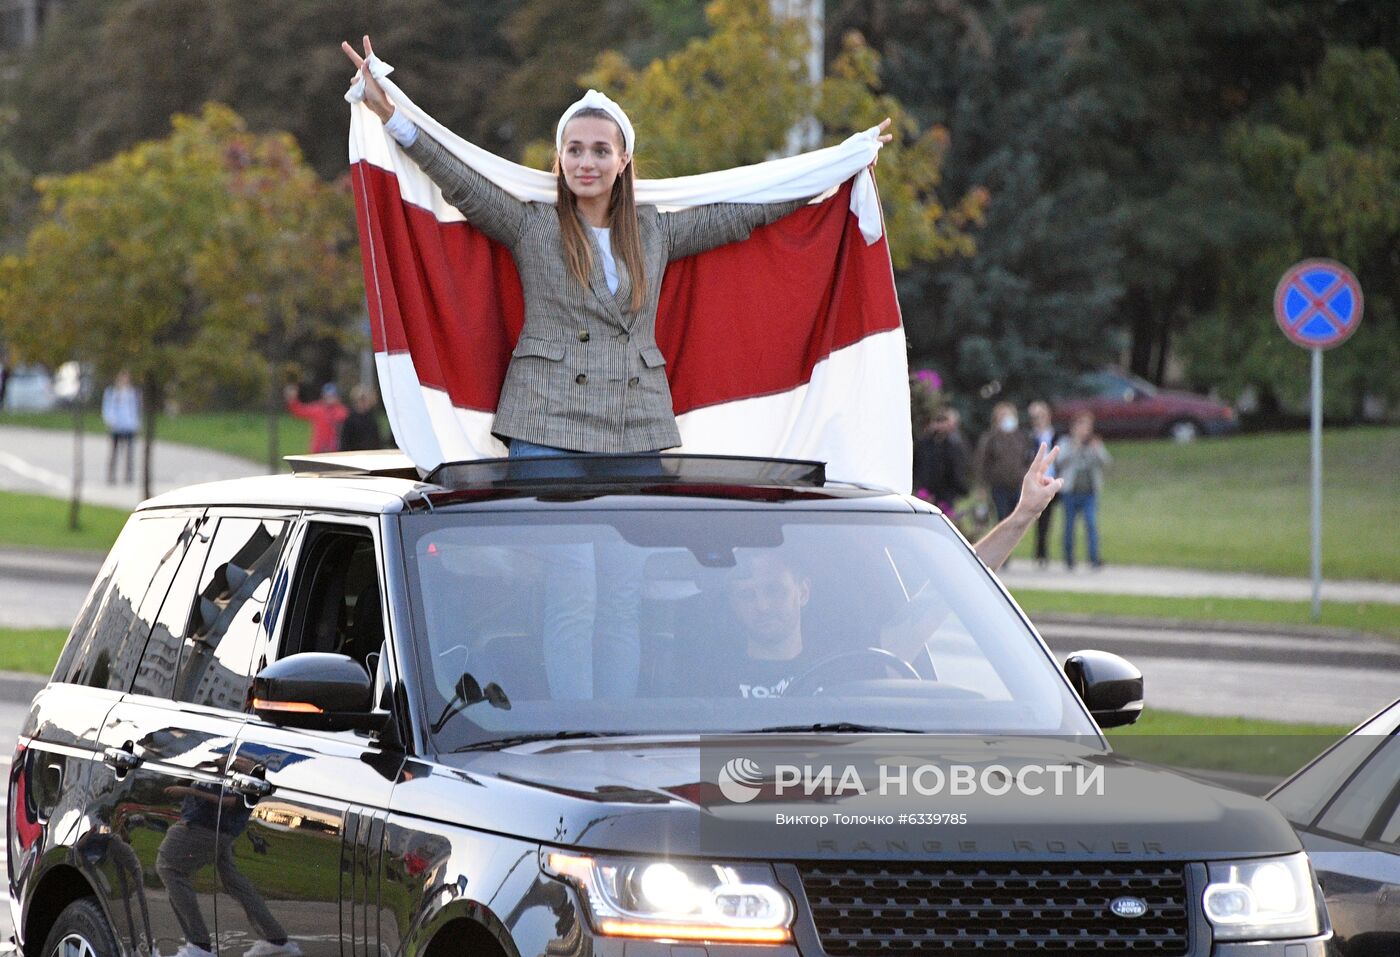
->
<box><xmin>1110</xmin><ymin>897</ymin><xmax>1148</xmax><ymax>918</ymax></box>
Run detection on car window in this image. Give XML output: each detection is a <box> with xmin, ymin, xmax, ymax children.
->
<box><xmin>402</xmin><ymin>510</ymin><xmax>1094</xmax><ymax>750</ymax></box>
<box><xmin>130</xmin><ymin>517</ymin><xmax>214</xmax><ymax>698</ymax></box>
<box><xmin>1315</xmin><ymin>735</ymin><xmax>1400</xmax><ymax>843</ymax></box>
<box><xmin>1270</xmin><ymin>703</ymin><xmax>1400</xmax><ymax>826</ymax></box>
<box><xmin>170</xmin><ymin>516</ymin><xmax>289</xmax><ymax>712</ymax></box>
<box><xmin>1378</xmin><ymin>792</ymin><xmax>1400</xmax><ymax>849</ymax></box>
<box><xmin>52</xmin><ymin>513</ymin><xmax>197</xmax><ymax>690</ymax></box>
<box><xmin>281</xmin><ymin>523</ymin><xmax>383</xmax><ymax>674</ymax></box>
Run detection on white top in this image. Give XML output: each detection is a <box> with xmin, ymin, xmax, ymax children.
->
<box><xmin>384</xmin><ymin>109</ymin><xmax>419</xmax><ymax>148</ymax></box>
<box><xmin>590</xmin><ymin>226</ymin><xmax>619</xmax><ymax>294</ymax></box>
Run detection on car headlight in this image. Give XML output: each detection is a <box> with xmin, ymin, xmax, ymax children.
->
<box><xmin>1203</xmin><ymin>853</ymin><xmax>1320</xmax><ymax>940</ymax></box>
<box><xmin>544</xmin><ymin>851</ymin><xmax>794</xmax><ymax>943</ymax></box>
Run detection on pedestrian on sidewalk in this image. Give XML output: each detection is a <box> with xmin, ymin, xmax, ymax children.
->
<box><xmin>1056</xmin><ymin>411</ymin><xmax>1111</xmax><ymax>570</ymax></box>
<box><xmin>338</xmin><ymin>385</ymin><xmax>385</xmax><ymax>451</ymax></box>
<box><xmin>102</xmin><ymin>370</ymin><xmax>141</xmax><ymax>485</ymax></box>
<box><xmin>973</xmin><ymin>401</ymin><xmax>1032</xmax><ymax>522</ymax></box>
<box><xmin>285</xmin><ymin>383</ymin><xmax>349</xmax><ymax>454</ymax></box>
<box><xmin>1026</xmin><ymin>400</ymin><xmax>1060</xmax><ymax>568</ymax></box>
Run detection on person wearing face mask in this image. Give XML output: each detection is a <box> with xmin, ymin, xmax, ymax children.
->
<box><xmin>973</xmin><ymin>401</ymin><xmax>1034</xmax><ymax>526</ymax></box>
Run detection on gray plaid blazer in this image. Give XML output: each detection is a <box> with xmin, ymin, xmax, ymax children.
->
<box><xmin>405</xmin><ymin>133</ymin><xmax>806</xmax><ymax>452</ymax></box>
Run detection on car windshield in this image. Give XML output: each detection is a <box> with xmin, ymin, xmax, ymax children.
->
<box><xmin>401</xmin><ymin>509</ymin><xmax>1097</xmax><ymax>749</ymax></box>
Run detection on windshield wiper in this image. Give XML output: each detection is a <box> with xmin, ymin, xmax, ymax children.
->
<box><xmin>453</xmin><ymin>730</ymin><xmax>632</xmax><ymax>753</ymax></box>
<box><xmin>739</xmin><ymin>722</ymin><xmax>921</xmax><ymax>735</ymax></box>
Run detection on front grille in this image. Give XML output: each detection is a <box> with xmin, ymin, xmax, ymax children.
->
<box><xmin>798</xmin><ymin>861</ymin><xmax>1190</xmax><ymax>954</ymax></box>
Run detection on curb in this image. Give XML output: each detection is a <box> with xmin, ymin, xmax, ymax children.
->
<box><xmin>0</xmin><ymin>670</ymin><xmax>47</xmax><ymax>705</ymax></box>
<box><xmin>0</xmin><ymin>545</ymin><xmax>105</xmax><ymax>584</ymax></box>
<box><xmin>1029</xmin><ymin>611</ymin><xmax>1392</xmax><ymax>645</ymax></box>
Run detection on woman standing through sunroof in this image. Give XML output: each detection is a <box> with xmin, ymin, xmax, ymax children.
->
<box><xmin>342</xmin><ymin>36</ymin><xmax>890</xmax><ymax>459</ymax></box>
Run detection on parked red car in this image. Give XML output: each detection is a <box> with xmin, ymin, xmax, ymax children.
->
<box><xmin>1053</xmin><ymin>369</ymin><xmax>1238</xmax><ymax>441</ymax></box>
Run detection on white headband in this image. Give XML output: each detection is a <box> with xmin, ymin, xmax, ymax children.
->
<box><xmin>555</xmin><ymin>89</ymin><xmax>635</xmax><ymax>156</ymax></box>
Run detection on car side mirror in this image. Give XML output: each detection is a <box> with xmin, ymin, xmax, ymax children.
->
<box><xmin>252</xmin><ymin>652</ymin><xmax>387</xmax><ymax>733</ymax></box>
<box><xmin>1063</xmin><ymin>650</ymin><xmax>1143</xmax><ymax>728</ymax></box>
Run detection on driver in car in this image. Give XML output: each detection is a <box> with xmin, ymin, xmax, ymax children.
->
<box><xmin>716</xmin><ymin>445</ymin><xmax>1062</xmax><ymax>698</ymax></box>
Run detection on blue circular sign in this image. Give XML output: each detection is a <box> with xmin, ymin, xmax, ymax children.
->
<box><xmin>1273</xmin><ymin>259</ymin><xmax>1363</xmax><ymax>350</ymax></box>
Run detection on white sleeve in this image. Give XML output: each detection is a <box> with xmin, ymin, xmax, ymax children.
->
<box><xmin>383</xmin><ymin>109</ymin><xmax>420</xmax><ymax>149</ymax></box>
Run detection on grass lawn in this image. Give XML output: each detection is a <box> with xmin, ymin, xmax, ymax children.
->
<box><xmin>1010</xmin><ymin>426</ymin><xmax>1400</xmax><ymax>582</ymax></box>
<box><xmin>0</xmin><ymin>409</ymin><xmax>306</xmax><ymax>466</ymax></box>
<box><xmin>1014</xmin><ymin>589</ymin><xmax>1400</xmax><ymax>640</ymax></box>
<box><xmin>0</xmin><ymin>628</ymin><xmax>1344</xmax><ymax>778</ymax></box>
<box><xmin>0</xmin><ymin>628</ymin><xmax>67</xmax><ymax>675</ymax></box>
<box><xmin>0</xmin><ymin>491</ymin><xmax>129</xmax><ymax>552</ymax></box>
<box><xmin>1106</xmin><ymin>709</ymin><xmax>1347</xmax><ymax>778</ymax></box>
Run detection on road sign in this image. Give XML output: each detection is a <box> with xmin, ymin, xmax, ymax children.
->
<box><xmin>1273</xmin><ymin>259</ymin><xmax>1363</xmax><ymax>350</ymax></box>
<box><xmin>1271</xmin><ymin>259</ymin><xmax>1364</xmax><ymax>621</ymax></box>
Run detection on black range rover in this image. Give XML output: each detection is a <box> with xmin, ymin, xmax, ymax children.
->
<box><xmin>8</xmin><ymin>454</ymin><xmax>1332</xmax><ymax>957</ymax></box>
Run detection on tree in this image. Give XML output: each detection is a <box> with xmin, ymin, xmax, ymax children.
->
<box><xmin>529</xmin><ymin>0</ymin><xmax>984</xmax><ymax>271</ymax></box>
<box><xmin>1030</xmin><ymin>0</ymin><xmax>1356</xmax><ymax>387</ymax></box>
<box><xmin>856</xmin><ymin>1</ymin><xmax>1123</xmax><ymax>414</ymax></box>
<box><xmin>0</xmin><ymin>104</ymin><xmax>362</xmax><ymax>495</ymax></box>
<box><xmin>1181</xmin><ymin>46</ymin><xmax>1400</xmax><ymax>419</ymax></box>
<box><xmin>3</xmin><ymin>0</ymin><xmax>520</xmax><ymax>180</ymax></box>
<box><xmin>0</xmin><ymin>107</ymin><xmax>30</xmax><ymax>241</ymax></box>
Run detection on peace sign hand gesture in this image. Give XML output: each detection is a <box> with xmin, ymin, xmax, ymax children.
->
<box><xmin>1018</xmin><ymin>442</ymin><xmax>1064</xmax><ymax>518</ymax></box>
<box><xmin>869</xmin><ymin>117</ymin><xmax>893</xmax><ymax>171</ymax></box>
<box><xmin>341</xmin><ymin>35</ymin><xmax>395</xmax><ymax>123</ymax></box>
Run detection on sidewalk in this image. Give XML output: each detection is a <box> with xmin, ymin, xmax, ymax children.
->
<box><xmin>0</xmin><ymin>424</ymin><xmax>263</xmax><ymax>511</ymax></box>
<box><xmin>3</xmin><ymin>419</ymin><xmax>1398</xmax><ymax>607</ymax></box>
<box><xmin>999</xmin><ymin>561</ymin><xmax>1400</xmax><ymax>606</ymax></box>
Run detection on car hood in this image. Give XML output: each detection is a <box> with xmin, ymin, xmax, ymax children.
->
<box><xmin>395</xmin><ymin>735</ymin><xmax>1300</xmax><ymax>860</ymax></box>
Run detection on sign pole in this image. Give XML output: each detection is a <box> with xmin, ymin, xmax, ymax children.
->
<box><xmin>1310</xmin><ymin>348</ymin><xmax>1322</xmax><ymax>622</ymax></box>
<box><xmin>1273</xmin><ymin>258</ymin><xmax>1361</xmax><ymax>625</ymax></box>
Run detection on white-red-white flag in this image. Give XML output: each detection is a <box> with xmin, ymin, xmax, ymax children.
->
<box><xmin>348</xmin><ymin>59</ymin><xmax>911</xmax><ymax>491</ymax></box>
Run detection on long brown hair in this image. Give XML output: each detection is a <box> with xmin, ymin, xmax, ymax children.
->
<box><xmin>555</xmin><ymin>107</ymin><xmax>646</xmax><ymax>314</ymax></box>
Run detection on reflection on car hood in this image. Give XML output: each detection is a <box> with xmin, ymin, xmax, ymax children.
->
<box><xmin>396</xmin><ymin>735</ymin><xmax>1300</xmax><ymax>860</ymax></box>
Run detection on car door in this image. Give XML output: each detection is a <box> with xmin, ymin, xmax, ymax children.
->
<box><xmin>95</xmin><ymin>511</ymin><xmax>294</xmax><ymax>957</ymax></box>
<box><xmin>21</xmin><ymin>510</ymin><xmax>201</xmax><ymax>957</ymax></box>
<box><xmin>216</xmin><ymin>515</ymin><xmax>401</xmax><ymax>957</ymax></box>
<box><xmin>1270</xmin><ymin>704</ymin><xmax>1400</xmax><ymax>956</ymax></box>
<box><xmin>1297</xmin><ymin>734</ymin><xmax>1400</xmax><ymax>956</ymax></box>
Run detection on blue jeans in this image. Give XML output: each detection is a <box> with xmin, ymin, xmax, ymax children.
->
<box><xmin>508</xmin><ymin>439</ymin><xmax>574</xmax><ymax>458</ymax></box>
<box><xmin>1061</xmin><ymin>492</ymin><xmax>1100</xmax><ymax>566</ymax></box>
<box><xmin>507</xmin><ymin>438</ymin><xmax>642</xmax><ymax>698</ymax></box>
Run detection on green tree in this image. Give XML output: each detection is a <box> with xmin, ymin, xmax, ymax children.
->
<box><xmin>1182</xmin><ymin>46</ymin><xmax>1400</xmax><ymax>419</ymax></box>
<box><xmin>1035</xmin><ymin>0</ymin><xmax>1344</xmax><ymax>387</ymax></box>
<box><xmin>859</xmin><ymin>1</ymin><xmax>1124</xmax><ymax>414</ymax></box>
<box><xmin>0</xmin><ymin>104</ymin><xmax>362</xmax><ymax>494</ymax></box>
<box><xmin>528</xmin><ymin>0</ymin><xmax>983</xmax><ymax>271</ymax></box>
<box><xmin>0</xmin><ymin>107</ymin><xmax>30</xmax><ymax>240</ymax></box>
<box><xmin>3</xmin><ymin>0</ymin><xmax>520</xmax><ymax>180</ymax></box>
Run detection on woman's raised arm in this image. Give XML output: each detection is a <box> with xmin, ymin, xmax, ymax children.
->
<box><xmin>342</xmin><ymin>36</ymin><xmax>527</xmax><ymax>248</ymax></box>
<box><xmin>659</xmin><ymin>118</ymin><xmax>892</xmax><ymax>261</ymax></box>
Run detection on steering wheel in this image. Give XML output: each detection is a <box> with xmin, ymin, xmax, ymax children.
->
<box><xmin>783</xmin><ymin>647</ymin><xmax>921</xmax><ymax>696</ymax></box>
